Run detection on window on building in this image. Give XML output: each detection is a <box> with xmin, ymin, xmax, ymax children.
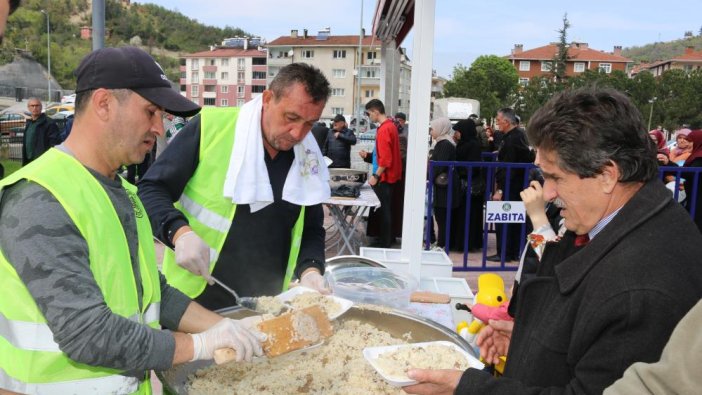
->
<box><xmin>204</xmin><ymin>71</ymin><xmax>216</xmax><ymax>79</ymax></box>
<box><xmin>364</xmin><ymin>89</ymin><xmax>374</xmax><ymax>98</ymax></box>
<box><xmin>180</xmin><ymin>71</ymin><xmax>186</xmax><ymax>79</ymax></box>
<box><xmin>204</xmin><ymin>98</ymin><xmax>216</xmax><ymax>106</ymax></box>
<box><xmin>221</xmin><ymin>58</ymin><xmax>229</xmax><ymax>67</ymax></box>
<box><xmin>206</xmin><ymin>59</ymin><xmax>214</xmax><ymax>66</ymax></box>
<box><xmin>191</xmin><ymin>59</ymin><xmax>199</xmax><ymax>70</ymax></box>
<box><xmin>180</xmin><ymin>84</ymin><xmax>186</xmax><ymax>92</ymax></box>
<box><xmin>191</xmin><ymin>85</ymin><xmax>199</xmax><ymax>97</ymax></box>
<box><xmin>333</xmin><ymin>50</ymin><xmax>347</xmax><ymax>59</ymax></box>
<box><xmin>598</xmin><ymin>63</ymin><xmax>612</xmax><ymax>73</ymax></box>
<box><xmin>204</xmin><ymin>85</ymin><xmax>216</xmax><ymax>92</ymax></box>
<box><xmin>191</xmin><ymin>72</ymin><xmax>199</xmax><ymax>83</ymax></box>
<box><xmin>237</xmin><ymin>86</ymin><xmax>245</xmax><ymax>97</ymax></box>
<box><xmin>331</xmin><ymin>88</ymin><xmax>345</xmax><ymax>96</ymax></box>
<box><xmin>237</xmin><ymin>58</ymin><xmax>246</xmax><ymax>69</ymax></box>
<box><xmin>252</xmin><ymin>71</ymin><xmax>266</xmax><ymax>79</ymax></box>
<box><xmin>252</xmin><ymin>57</ymin><xmax>266</xmax><ymax>65</ymax></box>
<box><xmin>221</xmin><ymin>99</ymin><xmax>229</xmax><ymax>107</ymax></box>
<box><xmin>301</xmin><ymin>50</ymin><xmax>314</xmax><ymax>59</ymax></box>
<box><xmin>221</xmin><ymin>72</ymin><xmax>229</xmax><ymax>80</ymax></box>
<box><xmin>237</xmin><ymin>99</ymin><xmax>245</xmax><ymax>107</ymax></box>
<box><xmin>367</xmin><ymin>51</ymin><xmax>377</xmax><ymax>62</ymax></box>
<box><xmin>331</xmin><ymin>107</ymin><xmax>344</xmax><ymax>115</ymax></box>
<box><xmin>221</xmin><ymin>85</ymin><xmax>229</xmax><ymax>93</ymax></box>
<box><xmin>252</xmin><ymin>85</ymin><xmax>265</xmax><ymax>93</ymax></box>
<box><xmin>332</xmin><ymin>69</ymin><xmax>346</xmax><ymax>78</ymax></box>
<box><xmin>574</xmin><ymin>62</ymin><xmax>586</xmax><ymax>73</ymax></box>
<box><xmin>237</xmin><ymin>71</ymin><xmax>245</xmax><ymax>83</ymax></box>
<box><xmin>540</xmin><ymin>61</ymin><xmax>553</xmax><ymax>72</ymax></box>
<box><xmin>519</xmin><ymin>77</ymin><xmax>529</xmax><ymax>86</ymax></box>
<box><xmin>519</xmin><ymin>61</ymin><xmax>530</xmax><ymax>71</ymax></box>
<box><xmin>365</xmin><ymin>69</ymin><xmax>377</xmax><ymax>78</ymax></box>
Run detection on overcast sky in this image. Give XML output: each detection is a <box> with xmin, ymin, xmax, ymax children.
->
<box><xmin>149</xmin><ymin>0</ymin><xmax>702</xmax><ymax>78</ymax></box>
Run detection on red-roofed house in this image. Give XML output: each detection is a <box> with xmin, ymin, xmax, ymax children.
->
<box><xmin>647</xmin><ymin>46</ymin><xmax>702</xmax><ymax>77</ymax></box>
<box><xmin>506</xmin><ymin>42</ymin><xmax>633</xmax><ymax>85</ymax></box>
<box><xmin>180</xmin><ymin>40</ymin><xmax>268</xmax><ymax>108</ymax></box>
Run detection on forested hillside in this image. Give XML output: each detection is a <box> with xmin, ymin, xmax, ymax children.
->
<box><xmin>623</xmin><ymin>35</ymin><xmax>702</xmax><ymax>63</ymax></box>
<box><xmin>1</xmin><ymin>0</ymin><xmax>251</xmax><ymax>89</ymax></box>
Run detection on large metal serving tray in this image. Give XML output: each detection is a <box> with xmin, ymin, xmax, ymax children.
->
<box><xmin>158</xmin><ymin>305</ymin><xmax>474</xmax><ymax>394</ymax></box>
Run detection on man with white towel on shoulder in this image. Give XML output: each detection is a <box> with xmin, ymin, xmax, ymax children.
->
<box><xmin>139</xmin><ymin>63</ymin><xmax>331</xmax><ymax>310</ymax></box>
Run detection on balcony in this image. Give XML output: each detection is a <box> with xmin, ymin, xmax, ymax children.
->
<box><xmin>203</xmin><ymin>79</ymin><xmax>217</xmax><ymax>85</ymax></box>
<box><xmin>203</xmin><ymin>65</ymin><xmax>217</xmax><ymax>73</ymax></box>
<box><xmin>268</xmin><ymin>56</ymin><xmax>293</xmax><ymax>67</ymax></box>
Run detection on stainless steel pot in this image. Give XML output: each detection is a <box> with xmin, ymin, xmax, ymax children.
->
<box><xmin>158</xmin><ymin>306</ymin><xmax>474</xmax><ymax>394</ymax></box>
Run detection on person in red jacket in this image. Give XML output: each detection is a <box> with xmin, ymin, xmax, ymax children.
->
<box><xmin>359</xmin><ymin>99</ymin><xmax>402</xmax><ymax>247</ymax></box>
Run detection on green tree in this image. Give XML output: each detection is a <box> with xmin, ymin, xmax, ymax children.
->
<box><xmin>552</xmin><ymin>13</ymin><xmax>570</xmax><ymax>83</ymax></box>
<box><xmin>444</xmin><ymin>55</ymin><xmax>518</xmax><ymax>118</ymax></box>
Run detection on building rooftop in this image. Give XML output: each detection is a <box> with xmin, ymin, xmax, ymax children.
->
<box><xmin>268</xmin><ymin>34</ymin><xmax>378</xmax><ymax>47</ymax></box>
<box><xmin>183</xmin><ymin>48</ymin><xmax>267</xmax><ymax>58</ymax></box>
<box><xmin>507</xmin><ymin>43</ymin><xmax>632</xmax><ymax>63</ymax></box>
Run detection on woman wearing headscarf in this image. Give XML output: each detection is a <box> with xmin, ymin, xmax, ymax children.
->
<box><xmin>682</xmin><ymin>130</ymin><xmax>702</xmax><ymax>232</ymax></box>
<box><xmin>649</xmin><ymin>129</ymin><xmax>670</xmax><ymax>165</ymax></box>
<box><xmin>429</xmin><ymin>117</ymin><xmax>461</xmax><ymax>249</ymax></box>
<box><xmin>451</xmin><ymin>118</ymin><xmax>484</xmax><ymax>252</ymax></box>
<box><xmin>669</xmin><ymin>128</ymin><xmax>693</xmax><ymax>165</ymax></box>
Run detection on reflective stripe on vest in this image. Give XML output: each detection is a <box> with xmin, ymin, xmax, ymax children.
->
<box><xmin>0</xmin><ymin>367</ymin><xmax>141</xmax><ymax>395</ymax></box>
<box><xmin>162</xmin><ymin>107</ymin><xmax>305</xmax><ymax>298</ymax></box>
<box><xmin>0</xmin><ymin>303</ymin><xmax>161</xmax><ymax>353</ymax></box>
<box><xmin>0</xmin><ymin>149</ymin><xmax>160</xmax><ymax>394</ymax></box>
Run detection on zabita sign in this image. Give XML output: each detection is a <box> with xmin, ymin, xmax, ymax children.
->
<box><xmin>486</xmin><ymin>201</ymin><xmax>526</xmax><ymax>223</ymax></box>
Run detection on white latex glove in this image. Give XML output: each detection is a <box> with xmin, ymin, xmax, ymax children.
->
<box><xmin>299</xmin><ymin>270</ymin><xmax>330</xmax><ymax>295</ymax></box>
<box><xmin>190</xmin><ymin>318</ymin><xmax>266</xmax><ymax>362</ymax></box>
<box><xmin>174</xmin><ymin>231</ymin><xmax>213</xmax><ymax>284</ymax></box>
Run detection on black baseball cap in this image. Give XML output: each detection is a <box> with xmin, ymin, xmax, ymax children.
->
<box><xmin>74</xmin><ymin>46</ymin><xmax>201</xmax><ymax>117</ymax></box>
<box><xmin>333</xmin><ymin>114</ymin><xmax>346</xmax><ymax>123</ymax></box>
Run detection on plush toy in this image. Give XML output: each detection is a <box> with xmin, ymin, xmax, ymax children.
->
<box><xmin>456</xmin><ymin>273</ymin><xmax>512</xmax><ymax>344</ymax></box>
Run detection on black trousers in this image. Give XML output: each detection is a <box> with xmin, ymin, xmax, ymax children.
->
<box><xmin>371</xmin><ymin>181</ymin><xmax>394</xmax><ymax>247</ymax></box>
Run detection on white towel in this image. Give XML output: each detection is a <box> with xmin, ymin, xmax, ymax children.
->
<box><xmin>222</xmin><ymin>95</ymin><xmax>330</xmax><ymax>212</ymax></box>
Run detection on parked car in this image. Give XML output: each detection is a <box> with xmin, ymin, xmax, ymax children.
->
<box><xmin>45</xmin><ymin>104</ymin><xmax>74</xmax><ymax>117</ymax></box>
<box><xmin>0</xmin><ymin>112</ymin><xmax>29</xmax><ymax>137</ymax></box>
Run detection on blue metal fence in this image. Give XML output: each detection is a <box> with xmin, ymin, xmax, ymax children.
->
<box><xmin>426</xmin><ymin>161</ymin><xmax>702</xmax><ymax>272</ymax></box>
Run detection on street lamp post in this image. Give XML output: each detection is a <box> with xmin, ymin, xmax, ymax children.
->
<box><xmin>647</xmin><ymin>96</ymin><xmax>657</xmax><ymax>131</ymax></box>
<box><xmin>41</xmin><ymin>9</ymin><xmax>51</xmax><ymax>103</ymax></box>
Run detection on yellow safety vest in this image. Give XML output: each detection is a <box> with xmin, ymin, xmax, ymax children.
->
<box><xmin>0</xmin><ymin>149</ymin><xmax>161</xmax><ymax>395</ymax></box>
<box><xmin>161</xmin><ymin>107</ymin><xmax>305</xmax><ymax>298</ymax></box>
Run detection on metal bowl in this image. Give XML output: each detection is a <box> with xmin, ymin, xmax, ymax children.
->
<box><xmin>325</xmin><ymin>255</ymin><xmax>385</xmax><ymax>274</ymax></box>
<box><xmin>158</xmin><ymin>306</ymin><xmax>474</xmax><ymax>394</ymax></box>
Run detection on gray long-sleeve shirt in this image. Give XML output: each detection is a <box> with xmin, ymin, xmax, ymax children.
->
<box><xmin>0</xmin><ymin>158</ymin><xmax>191</xmax><ymax>373</ymax></box>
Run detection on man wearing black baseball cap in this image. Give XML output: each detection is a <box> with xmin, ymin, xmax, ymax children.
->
<box><xmin>0</xmin><ymin>47</ymin><xmax>265</xmax><ymax>394</ymax></box>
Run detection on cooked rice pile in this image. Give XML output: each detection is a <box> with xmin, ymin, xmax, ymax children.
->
<box><xmin>189</xmin><ymin>320</ymin><xmax>408</xmax><ymax>394</ymax></box>
<box><xmin>254</xmin><ymin>296</ymin><xmax>286</xmax><ymax>315</ymax></box>
<box><xmin>289</xmin><ymin>293</ymin><xmax>341</xmax><ymax>319</ymax></box>
<box><xmin>290</xmin><ymin>311</ymin><xmax>320</xmax><ymax>343</ymax></box>
<box><xmin>375</xmin><ymin>344</ymin><xmax>469</xmax><ymax>379</ymax></box>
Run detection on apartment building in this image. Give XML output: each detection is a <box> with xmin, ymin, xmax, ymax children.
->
<box><xmin>506</xmin><ymin>42</ymin><xmax>632</xmax><ymax>85</ymax></box>
<box><xmin>267</xmin><ymin>28</ymin><xmax>411</xmax><ymax>123</ymax></box>
<box><xmin>180</xmin><ymin>39</ymin><xmax>267</xmax><ymax>108</ymax></box>
<box><xmin>647</xmin><ymin>46</ymin><xmax>702</xmax><ymax>77</ymax></box>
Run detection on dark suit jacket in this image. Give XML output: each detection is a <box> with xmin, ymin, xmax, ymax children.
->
<box><xmin>457</xmin><ymin>179</ymin><xmax>702</xmax><ymax>394</ymax></box>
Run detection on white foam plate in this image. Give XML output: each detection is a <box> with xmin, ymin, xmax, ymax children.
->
<box><xmin>363</xmin><ymin>341</ymin><xmax>484</xmax><ymax>387</ymax></box>
<box><xmin>276</xmin><ymin>286</ymin><xmax>353</xmax><ymax>320</ymax></box>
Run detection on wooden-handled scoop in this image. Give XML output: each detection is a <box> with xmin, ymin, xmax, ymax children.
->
<box><xmin>213</xmin><ymin>305</ymin><xmax>333</xmax><ymax>364</ymax></box>
<box><xmin>410</xmin><ymin>291</ymin><xmax>451</xmax><ymax>304</ymax></box>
